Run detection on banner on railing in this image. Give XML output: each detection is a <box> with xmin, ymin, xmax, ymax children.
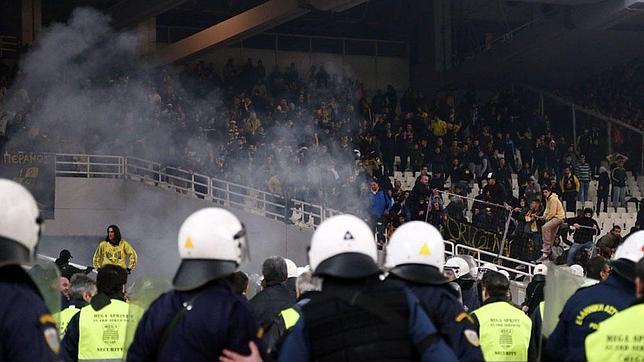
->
<box><xmin>1</xmin><ymin>151</ymin><xmax>56</xmax><ymax>219</ymax></box>
<box><xmin>442</xmin><ymin>216</ymin><xmax>511</xmax><ymax>257</ymax></box>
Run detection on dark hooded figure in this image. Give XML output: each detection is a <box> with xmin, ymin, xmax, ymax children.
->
<box><xmin>54</xmin><ymin>249</ymin><xmax>93</xmax><ymax>280</ymax></box>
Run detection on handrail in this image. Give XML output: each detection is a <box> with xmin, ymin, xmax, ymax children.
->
<box><xmin>53</xmin><ymin>153</ymin><xmax>539</xmax><ymax>277</ymax></box>
<box><xmin>454</xmin><ymin>244</ymin><xmax>535</xmax><ymax>277</ymax></box>
<box><xmin>520</xmin><ymin>84</ymin><xmax>644</xmax><ymax>134</ymax></box>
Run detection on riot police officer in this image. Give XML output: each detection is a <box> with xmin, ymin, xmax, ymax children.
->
<box><xmin>584</xmin><ymin>232</ymin><xmax>644</xmax><ymax>362</ymax></box>
<box><xmin>545</xmin><ymin>228</ymin><xmax>640</xmax><ymax>361</ymax></box>
<box><xmin>0</xmin><ymin>179</ymin><xmax>59</xmax><ymax>361</ymax></box>
<box><xmin>278</xmin><ymin>214</ymin><xmax>458</xmax><ymax>361</ymax></box>
<box><xmin>385</xmin><ymin>221</ymin><xmax>484</xmax><ymax>362</ymax></box>
<box><xmin>127</xmin><ymin>208</ymin><xmax>264</xmax><ymax>361</ymax></box>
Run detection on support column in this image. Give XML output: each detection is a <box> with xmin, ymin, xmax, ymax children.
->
<box><xmin>137</xmin><ymin>17</ymin><xmax>157</xmax><ymax>53</ymax></box>
<box><xmin>572</xmin><ymin>105</ymin><xmax>577</xmax><ymax>152</ymax></box>
<box><xmin>433</xmin><ymin>0</ymin><xmax>452</xmax><ymax>72</ymax></box>
<box><xmin>21</xmin><ymin>0</ymin><xmax>41</xmax><ymax>45</ymax></box>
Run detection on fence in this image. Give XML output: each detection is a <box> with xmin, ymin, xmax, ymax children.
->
<box><xmin>519</xmin><ymin>84</ymin><xmax>644</xmax><ymax>174</ymax></box>
<box><xmin>0</xmin><ymin>35</ymin><xmax>19</xmax><ymax>58</ymax></box>
<box><xmin>54</xmin><ymin>153</ymin><xmax>337</xmax><ymax>227</ymax></box>
<box><xmin>52</xmin><ymin>153</ymin><xmax>536</xmax><ymax>283</ymax></box>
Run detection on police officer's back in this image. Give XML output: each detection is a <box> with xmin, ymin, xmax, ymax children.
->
<box><xmin>60</xmin><ymin>264</ymin><xmax>137</xmax><ymax>361</ymax></box>
<box><xmin>0</xmin><ymin>179</ymin><xmax>59</xmax><ymax>361</ymax></box>
<box><xmin>585</xmin><ymin>234</ymin><xmax>644</xmax><ymax>362</ymax></box>
<box><xmin>385</xmin><ymin>221</ymin><xmax>484</xmax><ymax>362</ymax></box>
<box><xmin>471</xmin><ymin>271</ymin><xmax>532</xmax><ymax>362</ymax></box>
<box><xmin>545</xmin><ymin>231</ymin><xmax>639</xmax><ymax>362</ymax></box>
<box><xmin>278</xmin><ymin>214</ymin><xmax>459</xmax><ymax>362</ymax></box>
<box><xmin>127</xmin><ymin>208</ymin><xmax>264</xmax><ymax>362</ymax></box>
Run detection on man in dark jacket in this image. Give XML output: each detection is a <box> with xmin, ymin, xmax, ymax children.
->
<box><xmin>250</xmin><ymin>256</ymin><xmax>296</xmax><ymax>330</ymax></box>
<box><xmin>54</xmin><ymin>249</ymin><xmax>93</xmax><ymax>280</ymax></box>
<box><xmin>482</xmin><ymin>173</ymin><xmax>506</xmax><ymax>205</ymax></box>
<box><xmin>522</xmin><ymin>264</ymin><xmax>547</xmax><ymax>317</ymax></box>
<box><xmin>565</xmin><ymin>208</ymin><xmax>600</xmax><ymax>265</ymax></box>
<box><xmin>596</xmin><ymin>167</ymin><xmax>610</xmax><ymax>214</ymax></box>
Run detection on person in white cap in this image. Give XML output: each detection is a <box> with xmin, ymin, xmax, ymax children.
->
<box><xmin>278</xmin><ymin>214</ymin><xmax>459</xmax><ymax>362</ymax></box>
<box><xmin>545</xmin><ymin>231</ymin><xmax>644</xmax><ymax>361</ymax></box>
<box><xmin>445</xmin><ymin>256</ymin><xmax>480</xmax><ymax>311</ymax></box>
<box><xmin>385</xmin><ymin>221</ymin><xmax>484</xmax><ymax>362</ymax></box>
<box><xmin>284</xmin><ymin>258</ymin><xmax>298</xmax><ymax>298</ymax></box>
<box><xmin>127</xmin><ymin>208</ymin><xmax>265</xmax><ymax>361</ymax></box>
<box><xmin>585</xmin><ymin>231</ymin><xmax>644</xmax><ymax>362</ymax></box>
<box><xmin>522</xmin><ymin>264</ymin><xmax>547</xmax><ymax>317</ymax></box>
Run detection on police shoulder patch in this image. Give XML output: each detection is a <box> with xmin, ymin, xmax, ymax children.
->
<box><xmin>463</xmin><ymin>329</ymin><xmax>480</xmax><ymax>347</ymax></box>
<box><xmin>39</xmin><ymin>313</ymin><xmax>56</xmax><ymax>325</ymax></box>
<box><xmin>43</xmin><ymin>326</ymin><xmax>60</xmax><ymax>354</ymax></box>
<box><xmin>455</xmin><ymin>311</ymin><xmax>474</xmax><ymax>324</ymax></box>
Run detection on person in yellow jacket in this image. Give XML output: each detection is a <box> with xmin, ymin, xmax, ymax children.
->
<box><xmin>93</xmin><ymin>224</ymin><xmax>138</xmax><ymax>273</ymax></box>
<box><xmin>471</xmin><ymin>271</ymin><xmax>532</xmax><ymax>362</ymax></box>
<box><xmin>59</xmin><ymin>265</ymin><xmax>142</xmax><ymax>361</ymax></box>
<box><xmin>585</xmin><ymin>234</ymin><xmax>644</xmax><ymax>362</ymax></box>
<box><xmin>537</xmin><ymin>186</ymin><xmax>565</xmax><ymax>262</ymax></box>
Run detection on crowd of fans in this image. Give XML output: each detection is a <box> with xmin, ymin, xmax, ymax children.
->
<box><xmin>2</xmin><ymin>56</ymin><xmax>643</xmax><ymax>263</ymax></box>
<box><xmin>559</xmin><ymin>57</ymin><xmax>644</xmax><ymax>131</ymax></box>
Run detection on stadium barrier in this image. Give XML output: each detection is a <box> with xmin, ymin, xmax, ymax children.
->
<box><xmin>52</xmin><ymin>153</ymin><xmax>534</xmax><ymax>285</ymax></box>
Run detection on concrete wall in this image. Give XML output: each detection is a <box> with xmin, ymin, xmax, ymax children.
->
<box><xmin>39</xmin><ymin>178</ymin><xmax>313</xmax><ymax>281</ymax></box>
<box><xmin>195</xmin><ymin>46</ymin><xmax>409</xmax><ymax>93</ymax></box>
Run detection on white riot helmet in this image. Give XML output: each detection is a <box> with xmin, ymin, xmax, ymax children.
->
<box><xmin>498</xmin><ymin>270</ymin><xmax>510</xmax><ymax>280</ymax></box>
<box><xmin>0</xmin><ymin>179</ymin><xmax>42</xmax><ymax>267</ymax></box>
<box><xmin>173</xmin><ymin>208</ymin><xmax>248</xmax><ymax>290</ymax></box>
<box><xmin>444</xmin><ymin>257</ymin><xmax>471</xmax><ymax>280</ymax></box>
<box><xmin>611</xmin><ymin>231</ymin><xmax>644</xmax><ymax>281</ymax></box>
<box><xmin>569</xmin><ymin>264</ymin><xmax>584</xmax><ymax>277</ymax></box>
<box><xmin>534</xmin><ymin>263</ymin><xmax>548</xmax><ymax>276</ymax></box>
<box><xmin>456</xmin><ymin>254</ymin><xmax>478</xmax><ymax>280</ymax></box>
<box><xmin>385</xmin><ymin>221</ymin><xmax>448</xmax><ymax>285</ymax></box>
<box><xmin>284</xmin><ymin>258</ymin><xmax>298</xmax><ymax>278</ymax></box>
<box><xmin>309</xmin><ymin>214</ymin><xmax>379</xmax><ymax>278</ymax></box>
<box><xmin>477</xmin><ymin>262</ymin><xmax>498</xmax><ymax>280</ymax></box>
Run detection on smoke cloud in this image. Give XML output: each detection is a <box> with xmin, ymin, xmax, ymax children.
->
<box><xmin>1</xmin><ymin>7</ymin><xmax>372</xmax><ymax>234</ymax></box>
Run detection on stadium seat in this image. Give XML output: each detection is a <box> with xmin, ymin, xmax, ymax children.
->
<box><xmin>394</xmin><ymin>171</ymin><xmax>403</xmax><ymax>180</ymax></box>
<box><xmin>404</xmin><ymin>171</ymin><xmax>414</xmax><ymax>179</ymax></box>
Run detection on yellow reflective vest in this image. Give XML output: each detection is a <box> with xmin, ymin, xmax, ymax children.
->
<box><xmin>55</xmin><ymin>305</ymin><xmax>81</xmax><ymax>337</ymax></box>
<box><xmin>585</xmin><ymin>303</ymin><xmax>644</xmax><ymax>362</ymax></box>
<box><xmin>473</xmin><ymin>301</ymin><xmax>532</xmax><ymax>362</ymax></box>
<box><xmin>77</xmin><ymin>299</ymin><xmax>141</xmax><ymax>361</ymax></box>
<box><xmin>280</xmin><ymin>307</ymin><xmax>301</xmax><ymax>330</ymax></box>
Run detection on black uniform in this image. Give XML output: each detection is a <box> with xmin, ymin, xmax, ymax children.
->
<box><xmin>127</xmin><ymin>280</ymin><xmax>265</xmax><ymax>362</ymax></box>
<box><xmin>0</xmin><ymin>265</ymin><xmax>59</xmax><ymax>362</ymax></box>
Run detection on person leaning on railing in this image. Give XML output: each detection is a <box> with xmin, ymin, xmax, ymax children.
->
<box><xmin>92</xmin><ymin>224</ymin><xmax>137</xmax><ymax>274</ymax></box>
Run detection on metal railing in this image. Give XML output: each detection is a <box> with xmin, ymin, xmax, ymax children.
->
<box><xmin>519</xmin><ymin>83</ymin><xmax>644</xmax><ymax>173</ymax></box>
<box><xmin>156</xmin><ymin>26</ymin><xmax>408</xmax><ymax>58</ymax></box>
<box><xmin>53</xmin><ymin>153</ymin><xmax>537</xmax><ymax>279</ymax></box>
<box><xmin>455</xmin><ymin>244</ymin><xmax>536</xmax><ymax>278</ymax></box>
<box><xmin>0</xmin><ymin>35</ymin><xmax>19</xmax><ymax>58</ymax></box>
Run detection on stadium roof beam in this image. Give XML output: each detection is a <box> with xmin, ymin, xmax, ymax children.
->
<box><xmin>154</xmin><ymin>0</ymin><xmax>368</xmax><ymax>65</ymax></box>
<box><xmin>107</xmin><ymin>0</ymin><xmax>188</xmax><ymax>30</ymax></box>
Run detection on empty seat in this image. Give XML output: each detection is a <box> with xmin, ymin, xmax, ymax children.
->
<box><xmin>394</xmin><ymin>171</ymin><xmax>403</xmax><ymax>179</ymax></box>
<box><xmin>404</xmin><ymin>171</ymin><xmax>414</xmax><ymax>179</ymax></box>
